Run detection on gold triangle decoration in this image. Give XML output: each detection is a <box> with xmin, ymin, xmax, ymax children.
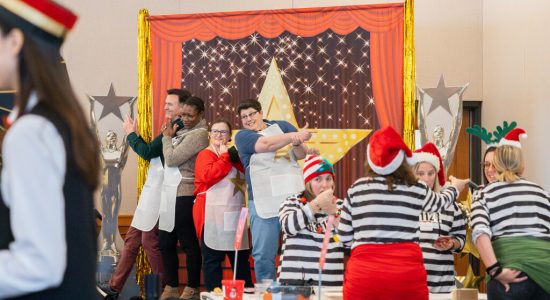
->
<box><xmin>256</xmin><ymin>58</ymin><xmax>370</xmax><ymax>164</ymax></box>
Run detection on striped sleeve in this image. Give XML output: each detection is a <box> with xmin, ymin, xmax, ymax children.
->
<box><xmin>471</xmin><ymin>195</ymin><xmax>492</xmax><ymax>243</ymax></box>
<box><xmin>450</xmin><ymin>204</ymin><xmax>466</xmax><ymax>252</ymax></box>
<box><xmin>337</xmin><ymin>190</ymin><xmax>354</xmax><ymax>248</ymax></box>
<box><xmin>471</xmin><ymin>187</ymin><xmax>483</xmax><ymax>202</ymax></box>
<box><xmin>279</xmin><ymin>195</ymin><xmax>312</xmax><ymax>236</ymax></box>
<box><xmin>422</xmin><ymin>185</ymin><xmax>458</xmax><ymax>213</ymax></box>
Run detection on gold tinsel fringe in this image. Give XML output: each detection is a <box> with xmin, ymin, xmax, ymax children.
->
<box><xmin>403</xmin><ymin>0</ymin><xmax>416</xmax><ymax>149</ymax></box>
<box><xmin>136</xmin><ymin>8</ymin><xmax>153</xmax><ymax>296</ymax></box>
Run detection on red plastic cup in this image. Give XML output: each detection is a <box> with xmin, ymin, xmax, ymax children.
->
<box><xmin>222</xmin><ymin>279</ymin><xmax>245</xmax><ymax>300</ymax></box>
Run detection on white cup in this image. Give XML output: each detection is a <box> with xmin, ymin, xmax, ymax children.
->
<box><xmin>254</xmin><ymin>282</ymin><xmax>271</xmax><ymax>300</ymax></box>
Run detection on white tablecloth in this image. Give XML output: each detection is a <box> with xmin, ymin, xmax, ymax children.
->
<box><xmin>200</xmin><ymin>289</ymin><xmax>488</xmax><ymax>300</ymax></box>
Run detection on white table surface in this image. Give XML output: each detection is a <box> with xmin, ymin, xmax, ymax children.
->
<box><xmin>200</xmin><ymin>288</ymin><xmax>488</xmax><ymax>300</ymax></box>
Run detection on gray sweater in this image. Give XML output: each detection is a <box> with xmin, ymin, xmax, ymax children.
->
<box><xmin>162</xmin><ymin>119</ymin><xmax>208</xmax><ymax>196</ymax></box>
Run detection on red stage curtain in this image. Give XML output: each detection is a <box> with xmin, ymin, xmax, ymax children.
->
<box><xmin>149</xmin><ymin>3</ymin><xmax>404</xmax><ymax>134</ymax></box>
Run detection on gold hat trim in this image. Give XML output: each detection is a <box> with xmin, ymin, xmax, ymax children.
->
<box><xmin>0</xmin><ymin>0</ymin><xmax>67</xmax><ymax>38</ymax></box>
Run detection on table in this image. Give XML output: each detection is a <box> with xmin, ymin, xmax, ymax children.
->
<box><xmin>200</xmin><ymin>289</ymin><xmax>488</xmax><ymax>300</ymax></box>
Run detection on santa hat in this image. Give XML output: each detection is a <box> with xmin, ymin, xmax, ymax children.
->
<box><xmin>499</xmin><ymin>128</ymin><xmax>527</xmax><ymax>148</ymax></box>
<box><xmin>0</xmin><ymin>0</ymin><xmax>77</xmax><ymax>44</ymax></box>
<box><xmin>367</xmin><ymin>126</ymin><xmax>416</xmax><ymax>175</ymax></box>
<box><xmin>413</xmin><ymin>142</ymin><xmax>445</xmax><ymax>186</ymax></box>
<box><xmin>303</xmin><ymin>155</ymin><xmax>335</xmax><ymax>185</ymax></box>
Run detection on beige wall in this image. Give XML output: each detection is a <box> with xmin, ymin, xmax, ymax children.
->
<box><xmin>57</xmin><ymin>0</ymin><xmax>549</xmax><ymax>213</ymax></box>
<box><xmin>416</xmin><ymin>0</ymin><xmax>482</xmax><ymax>100</ymax></box>
<box><xmin>483</xmin><ymin>0</ymin><xmax>550</xmax><ymax>190</ymax></box>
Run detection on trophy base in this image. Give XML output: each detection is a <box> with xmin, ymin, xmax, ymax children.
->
<box><xmin>96</xmin><ymin>254</ymin><xmax>118</xmax><ymax>284</ymax></box>
<box><xmin>98</xmin><ymin>249</ymin><xmax>120</xmax><ymax>264</ymax></box>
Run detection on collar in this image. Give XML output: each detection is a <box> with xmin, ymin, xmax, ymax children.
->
<box><xmin>190</xmin><ymin>118</ymin><xmax>207</xmax><ymax>130</ymax></box>
<box><xmin>176</xmin><ymin>118</ymin><xmax>207</xmax><ymax>134</ymax></box>
<box><xmin>254</xmin><ymin>119</ymin><xmax>270</xmax><ymax>132</ymax></box>
<box><xmin>7</xmin><ymin>92</ymin><xmax>39</xmax><ymax>124</ymax></box>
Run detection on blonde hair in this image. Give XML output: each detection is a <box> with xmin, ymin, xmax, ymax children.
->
<box><xmin>493</xmin><ymin>145</ymin><xmax>524</xmax><ymax>183</ymax></box>
<box><xmin>413</xmin><ymin>162</ymin><xmax>441</xmax><ymax>192</ymax></box>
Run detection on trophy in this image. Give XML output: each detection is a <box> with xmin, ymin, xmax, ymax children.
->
<box><xmin>88</xmin><ymin>83</ymin><xmax>136</xmax><ymax>263</ymax></box>
<box><xmin>417</xmin><ymin>75</ymin><xmax>468</xmax><ymax>171</ymax></box>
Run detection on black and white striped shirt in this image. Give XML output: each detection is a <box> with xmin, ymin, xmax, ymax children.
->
<box><xmin>278</xmin><ymin>193</ymin><xmax>344</xmax><ymax>286</ymax></box>
<box><xmin>338</xmin><ymin>177</ymin><xmax>458</xmax><ymax>249</ymax></box>
<box><xmin>471</xmin><ymin>179</ymin><xmax>550</xmax><ymax>243</ymax></box>
<box><xmin>419</xmin><ymin>201</ymin><xmax>466</xmax><ymax>293</ymax></box>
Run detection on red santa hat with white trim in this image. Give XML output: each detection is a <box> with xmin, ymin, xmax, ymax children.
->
<box><xmin>413</xmin><ymin>142</ymin><xmax>445</xmax><ymax>186</ymax></box>
<box><xmin>367</xmin><ymin>126</ymin><xmax>416</xmax><ymax>175</ymax></box>
<box><xmin>498</xmin><ymin>128</ymin><xmax>527</xmax><ymax>148</ymax></box>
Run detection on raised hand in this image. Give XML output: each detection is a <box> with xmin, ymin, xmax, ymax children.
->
<box><xmin>123</xmin><ymin>115</ymin><xmax>136</xmax><ymax>134</ymax></box>
<box><xmin>313</xmin><ymin>189</ymin><xmax>337</xmax><ymax>215</ymax></box>
<box><xmin>297</xmin><ymin>122</ymin><xmax>312</xmax><ymax>142</ymax></box>
<box><xmin>449</xmin><ymin>176</ymin><xmax>470</xmax><ymax>192</ymax></box>
<box><xmin>291</xmin><ymin>122</ymin><xmax>312</xmax><ymax>146</ymax></box>
<box><xmin>218</xmin><ymin>143</ymin><xmax>228</xmax><ymax>154</ymax></box>
<box><xmin>162</xmin><ymin>117</ymin><xmax>176</xmax><ymax>137</ymax></box>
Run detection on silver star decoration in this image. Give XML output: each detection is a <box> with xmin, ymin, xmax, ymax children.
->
<box><xmin>424</xmin><ymin>75</ymin><xmax>462</xmax><ymax>115</ymax></box>
<box><xmin>89</xmin><ymin>83</ymin><xmax>133</xmax><ymax>121</ymax></box>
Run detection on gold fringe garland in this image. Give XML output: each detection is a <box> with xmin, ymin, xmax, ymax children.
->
<box><xmin>135</xmin><ymin>8</ymin><xmax>153</xmax><ymax>296</ymax></box>
<box><xmin>456</xmin><ymin>191</ymin><xmax>484</xmax><ymax>288</ymax></box>
<box><xmin>403</xmin><ymin>0</ymin><xmax>416</xmax><ymax>150</ymax></box>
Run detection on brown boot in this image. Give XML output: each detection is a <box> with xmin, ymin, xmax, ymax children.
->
<box><xmin>160</xmin><ymin>285</ymin><xmax>180</xmax><ymax>300</ymax></box>
<box><xmin>179</xmin><ymin>286</ymin><xmax>200</xmax><ymax>300</ymax></box>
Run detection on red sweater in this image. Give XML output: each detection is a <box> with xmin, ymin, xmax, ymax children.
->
<box><xmin>193</xmin><ymin>148</ymin><xmax>244</xmax><ymax>241</ymax></box>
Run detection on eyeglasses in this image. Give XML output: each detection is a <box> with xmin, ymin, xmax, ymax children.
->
<box><xmin>181</xmin><ymin>113</ymin><xmax>198</xmax><ymax>120</ymax></box>
<box><xmin>211</xmin><ymin>129</ymin><xmax>229</xmax><ymax>135</ymax></box>
<box><xmin>240</xmin><ymin>111</ymin><xmax>259</xmax><ymax>120</ymax></box>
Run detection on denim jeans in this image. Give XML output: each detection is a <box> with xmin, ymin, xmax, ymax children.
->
<box><xmin>248</xmin><ymin>200</ymin><xmax>281</xmax><ymax>281</ymax></box>
<box><xmin>487</xmin><ymin>275</ymin><xmax>550</xmax><ymax>300</ymax></box>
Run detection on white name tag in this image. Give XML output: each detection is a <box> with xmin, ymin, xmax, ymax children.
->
<box><xmin>420</xmin><ymin>221</ymin><xmax>434</xmax><ymax>231</ymax></box>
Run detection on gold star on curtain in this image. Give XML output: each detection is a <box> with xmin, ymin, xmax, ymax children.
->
<box><xmin>256</xmin><ymin>58</ymin><xmax>370</xmax><ymax>164</ymax></box>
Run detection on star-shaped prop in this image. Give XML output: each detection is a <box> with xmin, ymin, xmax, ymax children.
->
<box><xmin>458</xmin><ymin>191</ymin><xmax>480</xmax><ymax>259</ymax></box>
<box><xmin>254</xmin><ymin>58</ymin><xmax>371</xmax><ymax>164</ymax></box>
<box><xmin>89</xmin><ymin>83</ymin><xmax>134</xmax><ymax>121</ymax></box>
<box><xmin>230</xmin><ymin>171</ymin><xmax>246</xmax><ymax>196</ymax></box>
<box><xmin>422</xmin><ymin>75</ymin><xmax>462</xmax><ymax>115</ymax></box>
<box><xmin>455</xmin><ymin>265</ymin><xmax>484</xmax><ymax>289</ymax></box>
